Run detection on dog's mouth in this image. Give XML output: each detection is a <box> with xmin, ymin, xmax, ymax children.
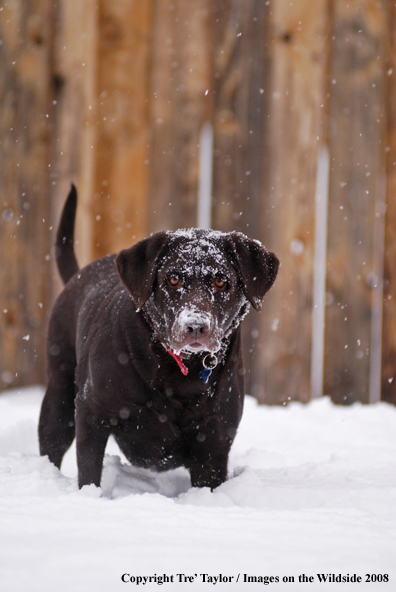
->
<box><xmin>168</xmin><ymin>336</ymin><xmax>220</xmax><ymax>356</ymax></box>
<box><xmin>184</xmin><ymin>341</ymin><xmax>206</xmax><ymax>351</ymax></box>
<box><xmin>167</xmin><ymin>342</ymin><xmax>215</xmax><ymax>357</ymax></box>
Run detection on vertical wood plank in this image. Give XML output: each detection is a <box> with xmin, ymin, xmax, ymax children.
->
<box><xmin>148</xmin><ymin>0</ymin><xmax>211</xmax><ymax>233</ymax></box>
<box><xmin>0</xmin><ymin>0</ymin><xmax>55</xmax><ymax>387</ymax></box>
<box><xmin>52</xmin><ymin>0</ymin><xmax>99</xmax><ymax>270</ymax></box>
<box><xmin>324</xmin><ymin>0</ymin><xmax>387</xmax><ymax>404</ymax></box>
<box><xmin>382</xmin><ymin>2</ymin><xmax>396</xmax><ymax>405</ymax></box>
<box><xmin>210</xmin><ymin>0</ymin><xmax>270</xmax><ymax>396</ymax></box>
<box><xmin>253</xmin><ymin>0</ymin><xmax>329</xmax><ymax>403</ymax></box>
<box><xmin>212</xmin><ymin>0</ymin><xmax>266</xmax><ymax>236</ymax></box>
<box><xmin>93</xmin><ymin>0</ymin><xmax>153</xmax><ymax>258</ymax></box>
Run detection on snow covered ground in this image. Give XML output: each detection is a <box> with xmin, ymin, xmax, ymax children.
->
<box><xmin>0</xmin><ymin>386</ymin><xmax>395</xmax><ymax>591</ymax></box>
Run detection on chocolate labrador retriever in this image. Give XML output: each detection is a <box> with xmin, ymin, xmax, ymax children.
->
<box><xmin>39</xmin><ymin>186</ymin><xmax>279</xmax><ymax>490</ymax></box>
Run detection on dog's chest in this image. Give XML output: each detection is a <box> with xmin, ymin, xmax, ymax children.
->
<box><xmin>111</xmin><ymin>391</ymin><xmax>215</xmax><ymax>470</ymax></box>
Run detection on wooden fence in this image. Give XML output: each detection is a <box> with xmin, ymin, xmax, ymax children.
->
<box><xmin>1</xmin><ymin>0</ymin><xmax>396</xmax><ymax>405</ymax></box>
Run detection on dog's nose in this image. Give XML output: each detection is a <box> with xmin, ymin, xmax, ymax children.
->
<box><xmin>186</xmin><ymin>318</ymin><xmax>210</xmax><ymax>339</ymax></box>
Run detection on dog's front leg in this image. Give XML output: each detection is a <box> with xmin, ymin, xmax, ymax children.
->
<box><xmin>187</xmin><ymin>425</ymin><xmax>232</xmax><ymax>490</ymax></box>
<box><xmin>188</xmin><ymin>451</ymin><xmax>229</xmax><ymax>490</ymax></box>
<box><xmin>75</xmin><ymin>403</ymin><xmax>109</xmax><ymax>489</ymax></box>
<box><xmin>189</xmin><ymin>460</ymin><xmax>228</xmax><ymax>490</ymax></box>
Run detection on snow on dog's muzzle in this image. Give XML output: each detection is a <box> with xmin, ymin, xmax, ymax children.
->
<box><xmin>170</xmin><ymin>307</ymin><xmax>219</xmax><ymax>353</ymax></box>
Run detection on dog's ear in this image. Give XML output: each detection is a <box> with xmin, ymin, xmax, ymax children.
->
<box><xmin>228</xmin><ymin>232</ymin><xmax>279</xmax><ymax>311</ymax></box>
<box><xmin>115</xmin><ymin>231</ymin><xmax>169</xmax><ymax>309</ymax></box>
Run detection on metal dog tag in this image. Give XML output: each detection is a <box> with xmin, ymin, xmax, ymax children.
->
<box><xmin>199</xmin><ymin>354</ymin><xmax>218</xmax><ymax>384</ymax></box>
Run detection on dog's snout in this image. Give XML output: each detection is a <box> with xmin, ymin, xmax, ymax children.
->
<box><xmin>171</xmin><ymin>308</ymin><xmax>216</xmax><ymax>350</ymax></box>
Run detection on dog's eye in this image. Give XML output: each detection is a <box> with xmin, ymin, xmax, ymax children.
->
<box><xmin>214</xmin><ymin>278</ymin><xmax>227</xmax><ymax>291</ymax></box>
<box><xmin>168</xmin><ymin>275</ymin><xmax>182</xmax><ymax>288</ymax></box>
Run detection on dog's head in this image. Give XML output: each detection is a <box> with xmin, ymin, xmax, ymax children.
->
<box><xmin>116</xmin><ymin>229</ymin><xmax>279</xmax><ymax>355</ymax></box>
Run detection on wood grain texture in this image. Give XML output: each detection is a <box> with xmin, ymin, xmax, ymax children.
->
<box><xmin>1</xmin><ymin>0</ymin><xmax>395</xmax><ymax>406</ymax></box>
<box><xmin>0</xmin><ymin>0</ymin><xmax>55</xmax><ymax>387</ymax></box>
<box><xmin>253</xmin><ymin>0</ymin><xmax>329</xmax><ymax>403</ymax></box>
<box><xmin>212</xmin><ymin>0</ymin><xmax>265</xmax><ymax>236</ymax></box>
<box><xmin>93</xmin><ymin>0</ymin><xmax>153</xmax><ymax>257</ymax></box>
<box><xmin>382</xmin><ymin>2</ymin><xmax>396</xmax><ymax>405</ymax></box>
<box><xmin>210</xmin><ymin>0</ymin><xmax>269</xmax><ymax>397</ymax></box>
<box><xmin>51</xmin><ymin>0</ymin><xmax>99</xmax><ymax>272</ymax></box>
<box><xmin>148</xmin><ymin>0</ymin><xmax>211</xmax><ymax>232</ymax></box>
<box><xmin>324</xmin><ymin>0</ymin><xmax>386</xmax><ymax>404</ymax></box>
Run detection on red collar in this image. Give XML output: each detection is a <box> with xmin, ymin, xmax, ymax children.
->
<box><xmin>165</xmin><ymin>347</ymin><xmax>218</xmax><ymax>385</ymax></box>
<box><xmin>165</xmin><ymin>347</ymin><xmax>188</xmax><ymax>376</ymax></box>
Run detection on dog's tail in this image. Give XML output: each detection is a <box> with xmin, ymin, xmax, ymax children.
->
<box><xmin>55</xmin><ymin>184</ymin><xmax>79</xmax><ymax>285</ymax></box>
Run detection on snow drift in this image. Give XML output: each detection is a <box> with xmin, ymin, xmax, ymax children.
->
<box><xmin>0</xmin><ymin>387</ymin><xmax>395</xmax><ymax>591</ymax></box>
